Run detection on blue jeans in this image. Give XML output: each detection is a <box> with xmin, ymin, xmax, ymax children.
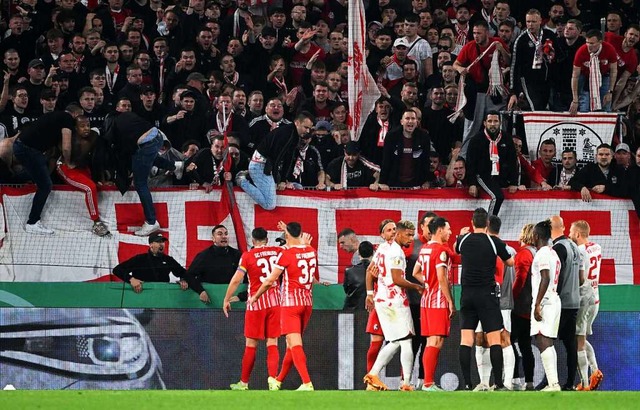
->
<box><xmin>131</xmin><ymin>131</ymin><xmax>174</xmax><ymax>224</ymax></box>
<box><xmin>13</xmin><ymin>139</ymin><xmax>53</xmax><ymax>224</ymax></box>
<box><xmin>238</xmin><ymin>161</ymin><xmax>276</xmax><ymax>210</ymax></box>
<box><xmin>578</xmin><ymin>75</ymin><xmax>611</xmax><ymax>112</ymax></box>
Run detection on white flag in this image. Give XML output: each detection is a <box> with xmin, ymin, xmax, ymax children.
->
<box><xmin>348</xmin><ymin>0</ymin><xmax>381</xmax><ymax>141</ymax></box>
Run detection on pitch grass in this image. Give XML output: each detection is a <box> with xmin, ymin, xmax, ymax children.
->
<box><xmin>0</xmin><ymin>391</ymin><xmax>638</xmax><ymax>409</ymax></box>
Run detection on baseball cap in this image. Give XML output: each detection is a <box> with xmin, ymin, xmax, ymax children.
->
<box><xmin>261</xmin><ymin>26</ymin><xmax>277</xmax><ymax>38</ymax></box>
<box><xmin>180</xmin><ymin>89</ymin><xmax>197</xmax><ymax>100</ymax></box>
<box><xmin>186</xmin><ymin>72</ymin><xmax>208</xmax><ymax>83</ymax></box>
<box><xmin>148</xmin><ymin>233</ymin><xmax>168</xmax><ymax>244</ymax></box>
<box><xmin>368</xmin><ymin>21</ymin><xmax>383</xmax><ymax>30</ymax></box>
<box><xmin>315</xmin><ymin>120</ymin><xmax>332</xmax><ymax>132</ymax></box>
<box><xmin>28</xmin><ymin>59</ymin><xmax>45</xmax><ymax>69</ymax></box>
<box><xmin>394</xmin><ymin>38</ymin><xmax>410</xmax><ymax>48</ymax></box>
<box><xmin>615</xmin><ymin>143</ymin><xmax>630</xmax><ymax>152</ymax></box>
<box><xmin>140</xmin><ymin>84</ymin><xmax>156</xmax><ymax>94</ymax></box>
<box><xmin>344</xmin><ymin>141</ymin><xmax>360</xmax><ymax>155</ymax></box>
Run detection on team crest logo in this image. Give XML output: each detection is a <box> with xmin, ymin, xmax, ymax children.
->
<box><xmin>392</xmin><ymin>257</ymin><xmax>402</xmax><ymax>266</ymax></box>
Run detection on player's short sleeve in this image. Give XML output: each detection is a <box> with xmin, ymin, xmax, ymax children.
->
<box><xmin>238</xmin><ymin>253</ymin><xmax>249</xmax><ymax>274</ymax></box>
<box><xmin>579</xmin><ymin>247</ymin><xmax>588</xmax><ymax>271</ymax></box>
<box><xmin>493</xmin><ymin>237</ymin><xmax>511</xmax><ymax>261</ymax></box>
<box><xmin>389</xmin><ymin>245</ymin><xmax>406</xmax><ymax>271</ymax></box>
<box><xmin>273</xmin><ymin>249</ymin><xmax>291</xmax><ymax>270</ymax></box>
<box><xmin>435</xmin><ymin>247</ymin><xmax>450</xmax><ymax>268</ymax></box>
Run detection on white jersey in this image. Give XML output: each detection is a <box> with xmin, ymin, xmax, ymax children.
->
<box><xmin>404</xmin><ymin>36</ymin><xmax>433</xmax><ymax>79</ymax></box>
<box><xmin>581</xmin><ymin>241</ymin><xmax>602</xmax><ymax>304</ymax></box>
<box><xmin>531</xmin><ymin>246</ymin><xmax>561</xmax><ymax>304</ymax></box>
<box><xmin>373</xmin><ymin>240</ymin><xmax>408</xmax><ymax>307</ymax></box>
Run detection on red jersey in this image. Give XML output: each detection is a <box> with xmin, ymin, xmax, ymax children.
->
<box><xmin>573</xmin><ymin>41</ymin><xmax>618</xmax><ymax>77</ymax></box>
<box><xmin>288</xmin><ymin>44</ymin><xmax>326</xmax><ymax>85</ymax></box>
<box><xmin>604</xmin><ymin>32</ymin><xmax>638</xmax><ymax>74</ymax></box>
<box><xmin>456</xmin><ymin>37</ymin><xmax>509</xmax><ymax>86</ymax></box>
<box><xmin>239</xmin><ymin>245</ymin><xmax>282</xmax><ymax>311</ymax></box>
<box><xmin>274</xmin><ymin>245</ymin><xmax>317</xmax><ymax>307</ymax></box>
<box><xmin>418</xmin><ymin>241</ymin><xmax>453</xmax><ymax>309</ymax></box>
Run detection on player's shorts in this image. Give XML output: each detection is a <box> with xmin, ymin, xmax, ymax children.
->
<box><xmin>375</xmin><ymin>301</ymin><xmax>414</xmax><ymax>342</ymax></box>
<box><xmin>474</xmin><ymin>309</ymin><xmax>511</xmax><ymax>333</ymax></box>
<box><xmin>366</xmin><ymin>309</ymin><xmax>384</xmax><ymax>336</ymax></box>
<box><xmin>460</xmin><ymin>286</ymin><xmax>503</xmax><ymax>333</ymax></box>
<box><xmin>576</xmin><ymin>303</ymin><xmax>599</xmax><ymax>336</ymax></box>
<box><xmin>245</xmin><ymin>306</ymin><xmax>281</xmax><ymax>340</ymax></box>
<box><xmin>420</xmin><ymin>307</ymin><xmax>451</xmax><ymax>337</ymax></box>
<box><xmin>530</xmin><ymin>295</ymin><xmax>561</xmax><ymax>338</ymax></box>
<box><xmin>280</xmin><ymin>305</ymin><xmax>312</xmax><ymax>335</ymax></box>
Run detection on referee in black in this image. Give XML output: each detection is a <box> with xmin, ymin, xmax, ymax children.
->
<box><xmin>455</xmin><ymin>208</ymin><xmax>514</xmax><ymax>390</ymax></box>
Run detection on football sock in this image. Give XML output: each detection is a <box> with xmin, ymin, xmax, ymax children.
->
<box><xmin>266</xmin><ymin>345</ymin><xmax>279</xmax><ymax>378</ymax></box>
<box><xmin>585</xmin><ymin>341</ymin><xmax>598</xmax><ymax>371</ymax></box>
<box><xmin>578</xmin><ymin>349</ymin><xmax>589</xmax><ymax>386</ymax></box>
<box><xmin>541</xmin><ymin>346</ymin><xmax>559</xmax><ymax>386</ymax></box>
<box><xmin>489</xmin><ymin>345</ymin><xmax>504</xmax><ymax>388</ymax></box>
<box><xmin>503</xmin><ymin>345</ymin><xmax>515</xmax><ymax>389</ymax></box>
<box><xmin>277</xmin><ymin>348</ymin><xmax>293</xmax><ymax>382</ymax></box>
<box><xmin>370</xmin><ymin>341</ymin><xmax>400</xmax><ymax>375</ymax></box>
<box><xmin>423</xmin><ymin>346</ymin><xmax>440</xmax><ymax>386</ymax></box>
<box><xmin>367</xmin><ymin>340</ymin><xmax>383</xmax><ymax>373</ymax></box>
<box><xmin>291</xmin><ymin>345</ymin><xmax>311</xmax><ymax>384</ymax></box>
<box><xmin>476</xmin><ymin>346</ymin><xmax>492</xmax><ymax>385</ymax></box>
<box><xmin>399</xmin><ymin>339</ymin><xmax>414</xmax><ymax>384</ymax></box>
<box><xmin>459</xmin><ymin>345</ymin><xmax>473</xmax><ymax>388</ymax></box>
<box><xmin>240</xmin><ymin>346</ymin><xmax>256</xmax><ymax>383</ymax></box>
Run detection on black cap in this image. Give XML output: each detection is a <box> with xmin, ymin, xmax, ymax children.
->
<box><xmin>140</xmin><ymin>84</ymin><xmax>156</xmax><ymax>94</ymax></box>
<box><xmin>261</xmin><ymin>26</ymin><xmax>277</xmax><ymax>38</ymax></box>
<box><xmin>28</xmin><ymin>59</ymin><xmax>45</xmax><ymax>69</ymax></box>
<box><xmin>344</xmin><ymin>141</ymin><xmax>360</xmax><ymax>155</ymax></box>
<box><xmin>149</xmin><ymin>233</ymin><xmax>168</xmax><ymax>244</ymax></box>
<box><xmin>180</xmin><ymin>90</ymin><xmax>197</xmax><ymax>100</ymax></box>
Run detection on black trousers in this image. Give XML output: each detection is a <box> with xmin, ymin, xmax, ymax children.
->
<box><xmin>558</xmin><ymin>308</ymin><xmax>578</xmax><ymax>387</ymax></box>
<box><xmin>511</xmin><ymin>313</ymin><xmax>534</xmax><ymax>383</ymax></box>
<box><xmin>476</xmin><ymin>175</ymin><xmax>505</xmax><ymax>216</ymax></box>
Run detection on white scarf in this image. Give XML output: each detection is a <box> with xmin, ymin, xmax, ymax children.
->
<box><xmin>589</xmin><ymin>44</ymin><xmax>603</xmax><ymax>111</ymax></box>
<box><xmin>528</xmin><ymin>30</ymin><xmax>543</xmax><ymax>69</ymax></box>
<box><xmin>340</xmin><ymin>156</ymin><xmax>380</xmax><ymax>188</ymax></box>
<box><xmin>448</xmin><ymin>41</ymin><xmax>502</xmax><ymax>123</ymax></box>
<box><xmin>486</xmin><ymin>130</ymin><xmax>502</xmax><ymax>176</ymax></box>
<box><xmin>293</xmin><ymin>145</ymin><xmax>309</xmax><ymax>178</ymax></box>
<box><xmin>377</xmin><ymin>118</ymin><xmax>389</xmax><ymax>147</ymax></box>
<box><xmin>455</xmin><ymin>23</ymin><xmax>469</xmax><ymax>47</ymax></box>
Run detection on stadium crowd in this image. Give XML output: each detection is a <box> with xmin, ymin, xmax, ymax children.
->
<box><xmin>0</xmin><ymin>0</ymin><xmax>639</xmax><ymax>235</ymax></box>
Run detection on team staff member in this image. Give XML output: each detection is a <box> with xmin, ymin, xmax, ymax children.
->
<box><xmin>113</xmin><ymin>233</ymin><xmax>188</xmax><ymax>293</ymax></box>
<box><xmin>185</xmin><ymin>225</ymin><xmax>242</xmax><ymax>304</ymax></box>
<box><xmin>455</xmin><ymin>208</ymin><xmax>514</xmax><ymax>391</ymax></box>
<box><xmin>412</xmin><ymin>216</ymin><xmax>455</xmax><ymax>391</ymax></box>
<box><xmin>224</xmin><ymin>228</ymin><xmax>282</xmax><ymax>391</ymax></box>
<box><xmin>550</xmin><ymin>215</ymin><xmax>583</xmax><ymax>391</ymax></box>
<box><xmin>250</xmin><ymin>221</ymin><xmax>317</xmax><ymax>391</ymax></box>
<box><xmin>12</xmin><ymin>105</ymin><xmax>83</xmax><ymax>235</ymax></box>
<box><xmin>343</xmin><ymin>241</ymin><xmax>374</xmax><ymax>310</ymax></box>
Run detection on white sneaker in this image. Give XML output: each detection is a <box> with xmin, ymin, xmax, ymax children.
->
<box><xmin>25</xmin><ymin>221</ymin><xmax>54</xmax><ymax>235</ymax></box>
<box><xmin>173</xmin><ymin>161</ymin><xmax>184</xmax><ymax>180</ymax></box>
<box><xmin>541</xmin><ymin>383</ymin><xmax>561</xmax><ymax>392</ymax></box>
<box><xmin>135</xmin><ymin>221</ymin><xmax>160</xmax><ymax>236</ymax></box>
<box><xmin>473</xmin><ymin>383</ymin><xmax>490</xmax><ymax>392</ymax></box>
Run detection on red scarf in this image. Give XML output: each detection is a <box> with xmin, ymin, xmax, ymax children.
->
<box><xmin>485</xmin><ymin>130</ymin><xmax>502</xmax><ymax>175</ymax></box>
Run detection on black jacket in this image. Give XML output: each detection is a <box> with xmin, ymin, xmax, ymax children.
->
<box><xmin>379</xmin><ymin>126</ymin><xmax>433</xmax><ymax>187</ymax></box>
<box><xmin>184</xmin><ymin>245</ymin><xmax>241</xmax><ymax>294</ymax></box>
<box><xmin>466</xmin><ymin>131</ymin><xmax>518</xmax><ymax>187</ymax></box>
<box><xmin>569</xmin><ymin>161</ymin><xmax>628</xmax><ymax>197</ymax></box>
<box><xmin>113</xmin><ymin>251</ymin><xmax>186</xmax><ymax>283</ymax></box>
<box><xmin>343</xmin><ymin>259</ymin><xmax>370</xmax><ymax>310</ymax></box>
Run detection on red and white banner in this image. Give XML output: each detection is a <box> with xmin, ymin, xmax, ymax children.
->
<box><xmin>522</xmin><ymin>112</ymin><xmax>617</xmax><ymax>161</ymax></box>
<box><xmin>347</xmin><ymin>0</ymin><xmax>381</xmax><ymax>141</ymax></box>
<box><xmin>1</xmin><ymin>187</ymin><xmax>639</xmax><ymax>286</ymax></box>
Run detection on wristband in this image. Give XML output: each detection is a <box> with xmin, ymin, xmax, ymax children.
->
<box><xmin>366</xmin><ymin>291</ymin><xmax>374</xmax><ymax>296</ymax></box>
